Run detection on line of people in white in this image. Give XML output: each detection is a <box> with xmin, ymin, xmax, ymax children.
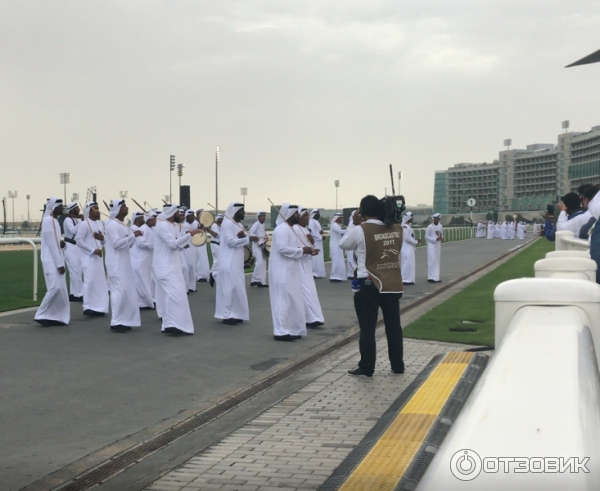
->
<box><xmin>475</xmin><ymin>220</ymin><xmax>530</xmax><ymax>240</ymax></box>
<box><xmin>34</xmin><ymin>198</ymin><xmax>329</xmax><ymax>341</ymax></box>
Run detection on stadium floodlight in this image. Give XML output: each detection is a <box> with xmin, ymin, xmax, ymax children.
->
<box><xmin>59</xmin><ymin>173</ymin><xmax>70</xmax><ymax>203</ymax></box>
<box><xmin>334</xmin><ymin>180</ymin><xmax>340</xmax><ymax>211</ymax></box>
<box><xmin>169</xmin><ymin>155</ymin><xmax>176</xmax><ymax>202</ymax></box>
<box><xmin>240</xmin><ymin>187</ymin><xmax>248</xmax><ymax>206</ymax></box>
<box><xmin>119</xmin><ymin>191</ymin><xmax>128</xmax><ymax>199</ymax></box>
<box><xmin>562</xmin><ymin>120</ymin><xmax>570</xmax><ymax>132</ymax></box>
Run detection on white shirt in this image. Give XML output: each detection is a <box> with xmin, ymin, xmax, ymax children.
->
<box><xmin>555</xmin><ymin>210</ymin><xmax>591</xmax><ymax>238</ymax></box>
<box><xmin>339</xmin><ymin>219</ymin><xmax>384</xmax><ymax>278</ymax></box>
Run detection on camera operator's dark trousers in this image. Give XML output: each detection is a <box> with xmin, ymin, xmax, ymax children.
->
<box><xmin>353</xmin><ymin>281</ymin><xmax>404</xmax><ymax>376</ymax></box>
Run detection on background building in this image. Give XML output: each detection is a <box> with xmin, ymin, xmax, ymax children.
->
<box><xmin>433</xmin><ymin>123</ymin><xmax>600</xmax><ymax>218</ymax></box>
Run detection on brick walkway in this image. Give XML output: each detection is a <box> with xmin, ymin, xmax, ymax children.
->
<box><xmin>145</xmin><ymin>337</ymin><xmax>473</xmax><ymax>491</ymax></box>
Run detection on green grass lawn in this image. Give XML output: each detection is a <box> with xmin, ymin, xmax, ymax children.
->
<box><xmin>0</xmin><ymin>250</ymin><xmax>48</xmax><ymax>312</ymax></box>
<box><xmin>403</xmin><ymin>239</ymin><xmax>555</xmax><ymax>347</ymax></box>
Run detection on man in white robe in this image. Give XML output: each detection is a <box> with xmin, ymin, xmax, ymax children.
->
<box><xmin>426</xmin><ymin>213</ymin><xmax>444</xmax><ymax>283</ymax></box>
<box><xmin>295</xmin><ymin>207</ymin><xmax>325</xmax><ymax>328</ymax></box>
<box><xmin>34</xmin><ymin>197</ymin><xmax>70</xmax><ymax>326</ymax></box>
<box><xmin>309</xmin><ymin>209</ymin><xmax>326</xmax><ymax>278</ymax></box>
<box><xmin>206</xmin><ymin>214</ymin><xmax>223</xmax><ymax>286</ymax></box>
<box><xmin>131</xmin><ymin>210</ymin><xmax>156</xmax><ymax>309</ymax></box>
<box><xmin>401</xmin><ymin>212</ymin><xmax>419</xmax><ymax>285</ymax></box>
<box><xmin>153</xmin><ymin>204</ymin><xmax>202</xmax><ymax>335</ymax></box>
<box><xmin>195</xmin><ymin>209</ymin><xmax>211</xmax><ymax>282</ymax></box>
<box><xmin>486</xmin><ymin>221</ymin><xmax>493</xmax><ymax>240</ymax></box>
<box><xmin>346</xmin><ymin>210</ymin><xmax>358</xmax><ymax>279</ymax></box>
<box><xmin>269</xmin><ymin>204</ymin><xmax>316</xmax><ymax>341</ymax></box>
<box><xmin>63</xmin><ymin>202</ymin><xmax>84</xmax><ymax>302</ymax></box>
<box><xmin>329</xmin><ymin>213</ymin><xmax>347</xmax><ymax>282</ymax></box>
<box><xmin>182</xmin><ymin>209</ymin><xmax>199</xmax><ymax>292</ymax></box>
<box><xmin>250</xmin><ymin>211</ymin><xmax>268</xmax><ymax>287</ymax></box>
<box><xmin>215</xmin><ymin>202</ymin><xmax>258</xmax><ymax>325</ymax></box>
<box><xmin>105</xmin><ymin>199</ymin><xmax>142</xmax><ymax>332</ymax></box>
<box><xmin>75</xmin><ymin>201</ymin><xmax>109</xmax><ymax>316</ymax></box>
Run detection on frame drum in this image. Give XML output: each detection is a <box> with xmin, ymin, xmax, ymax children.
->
<box><xmin>191</xmin><ymin>231</ymin><xmax>207</xmax><ymax>246</ymax></box>
<box><xmin>243</xmin><ymin>245</ymin><xmax>256</xmax><ymax>268</ymax></box>
<box><xmin>199</xmin><ymin>211</ymin><xmax>215</xmax><ymax>228</ymax></box>
<box><xmin>263</xmin><ymin>235</ymin><xmax>272</xmax><ymax>257</ymax></box>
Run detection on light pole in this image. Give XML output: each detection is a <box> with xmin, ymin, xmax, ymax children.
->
<box><xmin>215</xmin><ymin>147</ymin><xmax>220</xmax><ymax>212</ymax></box>
<box><xmin>240</xmin><ymin>187</ymin><xmax>248</xmax><ymax>206</ymax></box>
<box><xmin>8</xmin><ymin>191</ymin><xmax>17</xmax><ymax>230</ymax></box>
<box><xmin>169</xmin><ymin>155</ymin><xmax>176</xmax><ymax>202</ymax></box>
<box><xmin>334</xmin><ymin>180</ymin><xmax>340</xmax><ymax>212</ymax></box>
<box><xmin>397</xmin><ymin>171</ymin><xmax>402</xmax><ymax>196</ymax></box>
<box><xmin>26</xmin><ymin>195</ymin><xmax>30</xmax><ymax>224</ymax></box>
<box><xmin>59</xmin><ymin>173</ymin><xmax>70</xmax><ymax>204</ymax></box>
<box><xmin>177</xmin><ymin>163</ymin><xmax>185</xmax><ymax>188</ymax></box>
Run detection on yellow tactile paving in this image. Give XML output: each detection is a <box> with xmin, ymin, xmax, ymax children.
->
<box><xmin>338</xmin><ymin>352</ymin><xmax>473</xmax><ymax>491</ymax></box>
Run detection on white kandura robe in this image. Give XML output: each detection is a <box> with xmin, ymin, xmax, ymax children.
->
<box><xmin>153</xmin><ymin>220</ymin><xmax>194</xmax><ymax>333</ymax></box>
<box><xmin>294</xmin><ymin>224</ymin><xmax>324</xmax><ymax>324</ymax></box>
<box><xmin>346</xmin><ymin>222</ymin><xmax>357</xmax><ymax>278</ymax></box>
<box><xmin>329</xmin><ymin>222</ymin><xmax>347</xmax><ymax>281</ymax></box>
<box><xmin>63</xmin><ymin>216</ymin><xmax>83</xmax><ymax>297</ymax></box>
<box><xmin>209</xmin><ymin>223</ymin><xmax>221</xmax><ymax>279</ymax></box>
<box><xmin>35</xmin><ymin>215</ymin><xmax>70</xmax><ymax>324</ymax></box>
<box><xmin>75</xmin><ymin>219</ymin><xmax>109</xmax><ymax>313</ymax></box>
<box><xmin>182</xmin><ymin>221</ymin><xmax>199</xmax><ymax>292</ymax></box>
<box><xmin>486</xmin><ymin>224</ymin><xmax>493</xmax><ymax>240</ymax></box>
<box><xmin>250</xmin><ymin>219</ymin><xmax>267</xmax><ymax>285</ymax></box>
<box><xmin>401</xmin><ymin>223</ymin><xmax>418</xmax><ymax>284</ymax></box>
<box><xmin>105</xmin><ymin>219</ymin><xmax>141</xmax><ymax>327</ymax></box>
<box><xmin>309</xmin><ymin>218</ymin><xmax>326</xmax><ymax>278</ymax></box>
<box><xmin>425</xmin><ymin>223</ymin><xmax>443</xmax><ymax>281</ymax></box>
<box><xmin>131</xmin><ymin>223</ymin><xmax>155</xmax><ymax>309</ymax></box>
<box><xmin>269</xmin><ymin>223</ymin><xmax>307</xmax><ymax>336</ymax></box>
<box><xmin>214</xmin><ymin>220</ymin><xmax>250</xmax><ymax>321</ymax></box>
<box><xmin>195</xmin><ymin>221</ymin><xmax>211</xmax><ymax>281</ymax></box>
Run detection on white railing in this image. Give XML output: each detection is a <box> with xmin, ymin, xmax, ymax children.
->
<box><xmin>0</xmin><ymin>237</ymin><xmax>40</xmax><ymax>301</ymax></box>
<box><xmin>555</xmin><ymin>230</ymin><xmax>590</xmax><ymax>252</ymax></box>
<box><xmin>412</xmin><ymin>226</ymin><xmax>476</xmax><ymax>243</ymax></box>
<box><xmin>417</xmin><ymin>278</ymin><xmax>600</xmax><ymax>490</ymax></box>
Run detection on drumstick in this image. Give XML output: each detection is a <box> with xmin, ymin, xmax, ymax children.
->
<box><xmin>99</xmin><ymin>210</ymin><xmax>137</xmax><ymax>231</ymax></box>
<box><xmin>267</xmin><ymin>198</ymin><xmax>314</xmax><ymax>248</ymax></box>
<box><xmin>162</xmin><ymin>198</ymin><xmax>168</xmax><ymax>205</ymax></box>
<box><xmin>132</xmin><ymin>198</ymin><xmax>147</xmax><ymax>213</ymax></box>
<box><xmin>103</xmin><ymin>200</ymin><xmax>110</xmax><ymax>212</ymax></box>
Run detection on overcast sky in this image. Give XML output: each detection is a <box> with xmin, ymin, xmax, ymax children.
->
<box><xmin>2</xmin><ymin>0</ymin><xmax>600</xmax><ymax>221</ymax></box>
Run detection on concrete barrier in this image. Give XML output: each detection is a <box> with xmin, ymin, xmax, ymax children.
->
<box><xmin>555</xmin><ymin>230</ymin><xmax>589</xmax><ymax>251</ymax></box>
<box><xmin>417</xmin><ymin>277</ymin><xmax>600</xmax><ymax>490</ymax></box>
<box><xmin>535</xmin><ymin>257</ymin><xmax>597</xmax><ymax>281</ymax></box>
<box><xmin>546</xmin><ymin>250</ymin><xmax>591</xmax><ymax>259</ymax></box>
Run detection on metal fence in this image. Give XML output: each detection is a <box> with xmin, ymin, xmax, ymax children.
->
<box><xmin>0</xmin><ymin>237</ymin><xmax>41</xmax><ymax>301</ymax></box>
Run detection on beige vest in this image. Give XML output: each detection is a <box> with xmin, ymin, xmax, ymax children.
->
<box><xmin>361</xmin><ymin>223</ymin><xmax>404</xmax><ymax>293</ymax></box>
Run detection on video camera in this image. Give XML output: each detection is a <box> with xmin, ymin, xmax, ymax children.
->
<box><xmin>380</xmin><ymin>195</ymin><xmax>406</xmax><ymax>225</ymax></box>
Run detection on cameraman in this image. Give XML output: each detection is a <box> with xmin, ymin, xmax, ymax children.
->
<box><xmin>339</xmin><ymin>195</ymin><xmax>404</xmax><ymax>377</ymax></box>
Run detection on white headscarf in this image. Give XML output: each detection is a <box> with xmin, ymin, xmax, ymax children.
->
<box><xmin>225</xmin><ymin>202</ymin><xmax>244</xmax><ymax>222</ymax></box>
<box><xmin>109</xmin><ymin>199</ymin><xmax>126</xmax><ymax>219</ymax></box>
<box><xmin>331</xmin><ymin>212</ymin><xmax>343</xmax><ymax>224</ymax></box>
<box><xmin>310</xmin><ymin>208</ymin><xmax>319</xmax><ymax>218</ymax></box>
<box><xmin>298</xmin><ymin>207</ymin><xmax>308</xmax><ymax>217</ymax></box>
<box><xmin>216</xmin><ymin>213</ymin><xmax>224</xmax><ymax>220</ymax></box>
<box><xmin>84</xmin><ymin>201</ymin><xmax>98</xmax><ymax>219</ymax></box>
<box><xmin>257</xmin><ymin>210</ymin><xmax>266</xmax><ymax>216</ymax></box>
<box><xmin>144</xmin><ymin>209</ymin><xmax>158</xmax><ymax>222</ymax></box>
<box><xmin>432</xmin><ymin>213</ymin><xmax>441</xmax><ymax>219</ymax></box>
<box><xmin>161</xmin><ymin>203</ymin><xmax>180</xmax><ymax>220</ymax></box>
<box><xmin>196</xmin><ymin>208</ymin><xmax>204</xmax><ymax>215</ymax></box>
<box><xmin>43</xmin><ymin>197</ymin><xmax>63</xmax><ymax>219</ymax></box>
<box><xmin>66</xmin><ymin>201</ymin><xmax>78</xmax><ymax>213</ymax></box>
<box><xmin>131</xmin><ymin>211</ymin><xmax>144</xmax><ymax>223</ymax></box>
<box><xmin>276</xmin><ymin>203</ymin><xmax>299</xmax><ymax>226</ymax></box>
<box><xmin>402</xmin><ymin>211</ymin><xmax>413</xmax><ymax>224</ymax></box>
<box><xmin>185</xmin><ymin>209</ymin><xmax>195</xmax><ymax>217</ymax></box>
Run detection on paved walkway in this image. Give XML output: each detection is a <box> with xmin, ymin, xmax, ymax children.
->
<box><xmin>144</xmin><ymin>337</ymin><xmax>475</xmax><ymax>491</ymax></box>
